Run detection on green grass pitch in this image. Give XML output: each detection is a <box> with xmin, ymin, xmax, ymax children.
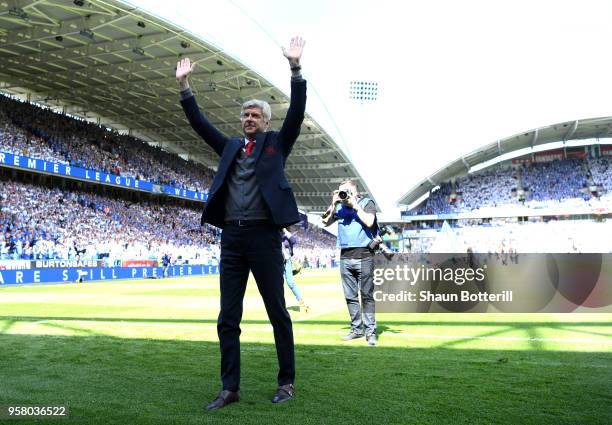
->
<box><xmin>0</xmin><ymin>269</ymin><xmax>610</xmax><ymax>425</ymax></box>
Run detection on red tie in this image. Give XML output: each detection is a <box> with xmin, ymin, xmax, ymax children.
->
<box><xmin>245</xmin><ymin>139</ymin><xmax>256</xmax><ymax>156</ymax></box>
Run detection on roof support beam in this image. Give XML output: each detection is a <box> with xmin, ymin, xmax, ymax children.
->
<box><xmin>0</xmin><ymin>69</ymin><xmax>254</xmax><ymax>97</ymax></box>
<box><xmin>596</xmin><ymin>122</ymin><xmax>612</xmax><ymax>138</ymax></box>
<box><xmin>563</xmin><ymin>120</ymin><xmax>579</xmax><ymax>141</ymax></box>
<box><xmin>290</xmin><ymin>148</ymin><xmax>336</xmax><ymax>156</ymax></box>
<box><xmin>1</xmin><ymin>6</ymin><xmax>120</xmax><ymax>46</ymax></box>
<box><xmin>285</xmin><ymin>163</ymin><xmax>349</xmax><ymax>170</ymax></box>
<box><xmin>0</xmin><ymin>51</ymin><xmax>201</xmax><ymax>82</ymax></box>
<box><xmin>125</xmin><ymin>115</ymin><xmax>291</xmax><ymax>131</ymax></box>
<box><xmin>294</xmin><ymin>192</ymin><xmax>334</xmax><ymax>197</ymax></box>
<box><xmin>147</xmin><ymin>136</ymin><xmax>328</xmax><ymax>147</ymax></box>
<box><xmin>299</xmin><ymin>205</ymin><xmax>326</xmax><ymax>212</ymax></box>
<box><xmin>530</xmin><ymin>128</ymin><xmax>539</xmax><ymax>148</ymax></box>
<box><xmin>14</xmin><ymin>79</ymin><xmax>275</xmax><ymax>103</ymax></box>
<box><xmin>0</xmin><ymin>57</ymin><xmax>246</xmax><ymax>92</ymax></box>
<box><xmin>1</xmin><ymin>32</ymin><xmax>176</xmax><ymax>63</ymax></box>
<box><xmin>90</xmin><ymin>100</ymin><xmax>289</xmax><ymax>122</ymax></box>
<box><xmin>289</xmin><ymin>177</ymin><xmax>349</xmax><ymax>184</ymax></box>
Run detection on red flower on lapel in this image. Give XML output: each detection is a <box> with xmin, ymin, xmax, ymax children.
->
<box><xmin>264</xmin><ymin>146</ymin><xmax>276</xmax><ymax>154</ymax></box>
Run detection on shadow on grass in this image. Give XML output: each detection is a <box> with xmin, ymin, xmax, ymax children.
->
<box><xmin>0</xmin><ymin>333</ymin><xmax>610</xmax><ymax>425</ymax></box>
<box><xmin>435</xmin><ymin>326</ymin><xmax>518</xmax><ymax>349</ymax></box>
<box><xmin>2</xmin><ymin>315</ymin><xmax>611</xmax><ymax>330</ymax></box>
<box><xmin>0</xmin><ymin>318</ymin><xmax>16</xmax><ymax>334</ymax></box>
<box><xmin>556</xmin><ymin>326</ymin><xmax>612</xmax><ymax>339</ymax></box>
<box><xmin>39</xmin><ymin>321</ymin><xmax>108</xmax><ymax>337</ymax></box>
<box><xmin>377</xmin><ymin>324</ymin><xmax>403</xmax><ymax>336</ymax></box>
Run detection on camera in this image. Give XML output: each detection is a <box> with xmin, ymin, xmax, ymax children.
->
<box><xmin>368</xmin><ymin>226</ymin><xmax>394</xmax><ymax>258</ymax></box>
<box><xmin>321</xmin><ymin>188</ymin><xmax>355</xmax><ymax>220</ymax></box>
<box><xmin>337</xmin><ymin>189</ymin><xmax>354</xmax><ymax>204</ymax></box>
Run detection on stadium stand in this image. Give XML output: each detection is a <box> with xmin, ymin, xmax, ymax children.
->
<box><xmin>403</xmin><ymin>219</ymin><xmax>612</xmax><ymax>254</ymax></box>
<box><xmin>0</xmin><ymin>95</ymin><xmax>338</xmax><ymax>267</ymax></box>
<box><xmin>0</xmin><ymin>177</ymin><xmax>337</xmax><ymax>266</ymax></box>
<box><xmin>0</xmin><ymin>95</ymin><xmax>345</xmax><ymax>268</ymax></box>
<box><xmin>1</xmin><ymin>94</ymin><xmax>214</xmax><ymax>193</ymax></box>
<box><xmin>0</xmin><ymin>179</ymin><xmax>219</xmax><ymax>264</ymax></box>
<box><xmin>285</xmin><ymin>224</ymin><xmax>337</xmax><ymax>268</ymax></box>
<box><xmin>409</xmin><ymin>155</ymin><xmax>612</xmax><ymax>215</ymax></box>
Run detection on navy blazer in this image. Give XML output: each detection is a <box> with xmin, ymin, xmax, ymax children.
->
<box><xmin>180</xmin><ymin>79</ymin><xmax>307</xmax><ymax>229</ymax></box>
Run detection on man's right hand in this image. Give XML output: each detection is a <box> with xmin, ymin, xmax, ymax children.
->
<box><xmin>176</xmin><ymin>58</ymin><xmax>196</xmax><ymax>90</ymax></box>
<box><xmin>331</xmin><ymin>190</ymin><xmax>341</xmax><ymax>205</ymax></box>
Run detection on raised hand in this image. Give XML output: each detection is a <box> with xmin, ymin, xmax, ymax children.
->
<box><xmin>282</xmin><ymin>36</ymin><xmax>305</xmax><ymax>66</ymax></box>
<box><xmin>176</xmin><ymin>57</ymin><xmax>196</xmax><ymax>82</ymax></box>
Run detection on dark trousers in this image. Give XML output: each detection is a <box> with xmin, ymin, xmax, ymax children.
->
<box><xmin>218</xmin><ymin>223</ymin><xmax>295</xmax><ymax>391</ymax></box>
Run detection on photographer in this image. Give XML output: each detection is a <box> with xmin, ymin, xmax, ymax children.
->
<box><xmin>322</xmin><ymin>180</ymin><xmax>378</xmax><ymax>346</ymax></box>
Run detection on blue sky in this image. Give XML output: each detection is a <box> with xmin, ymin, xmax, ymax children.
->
<box><xmin>129</xmin><ymin>0</ymin><xmax>612</xmax><ymax>215</ymax></box>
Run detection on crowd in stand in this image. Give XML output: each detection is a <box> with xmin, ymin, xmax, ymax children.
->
<box><xmin>411</xmin><ymin>168</ymin><xmax>521</xmax><ymax>216</ymax></box>
<box><xmin>417</xmin><ymin>183</ymin><xmax>453</xmax><ymax>215</ymax></box>
<box><xmin>0</xmin><ymin>113</ymin><xmax>65</xmax><ymax>165</ymax></box>
<box><xmin>0</xmin><ymin>180</ymin><xmax>220</xmax><ymax>264</ymax></box>
<box><xmin>0</xmin><ymin>95</ymin><xmax>214</xmax><ymax>193</ymax></box>
<box><xmin>286</xmin><ymin>224</ymin><xmax>337</xmax><ymax>268</ymax></box>
<box><xmin>588</xmin><ymin>157</ymin><xmax>612</xmax><ymax>192</ymax></box>
<box><xmin>0</xmin><ymin>179</ymin><xmax>338</xmax><ymax>265</ymax></box>
<box><xmin>0</xmin><ymin>95</ymin><xmax>341</xmax><ymax>268</ymax></box>
<box><xmin>522</xmin><ymin>158</ymin><xmax>588</xmax><ymax>202</ymax></box>
<box><xmin>404</xmin><ymin>219</ymin><xmax>612</xmax><ymax>254</ymax></box>
<box><xmin>411</xmin><ymin>155</ymin><xmax>612</xmax><ymax>215</ymax></box>
<box><xmin>457</xmin><ymin>168</ymin><xmax>519</xmax><ymax>211</ymax></box>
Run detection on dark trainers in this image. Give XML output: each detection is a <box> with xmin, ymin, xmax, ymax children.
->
<box><xmin>205</xmin><ymin>390</ymin><xmax>240</xmax><ymax>411</ymax></box>
<box><xmin>341</xmin><ymin>331</ymin><xmax>365</xmax><ymax>341</ymax></box>
<box><xmin>272</xmin><ymin>384</ymin><xmax>294</xmax><ymax>404</ymax></box>
<box><xmin>367</xmin><ymin>334</ymin><xmax>378</xmax><ymax>346</ymax></box>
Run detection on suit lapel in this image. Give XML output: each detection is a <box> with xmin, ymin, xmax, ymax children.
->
<box><xmin>209</xmin><ymin>138</ymin><xmax>241</xmax><ymax>195</ymax></box>
<box><xmin>229</xmin><ymin>137</ymin><xmax>242</xmax><ymax>158</ymax></box>
<box><xmin>251</xmin><ymin>132</ymin><xmax>267</xmax><ymax>162</ymax></box>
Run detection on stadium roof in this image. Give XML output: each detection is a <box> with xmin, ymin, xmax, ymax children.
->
<box><xmin>0</xmin><ymin>0</ymin><xmax>376</xmax><ymax>213</ymax></box>
<box><xmin>397</xmin><ymin>116</ymin><xmax>612</xmax><ymax>207</ymax></box>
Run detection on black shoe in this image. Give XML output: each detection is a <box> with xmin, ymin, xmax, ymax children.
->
<box><xmin>341</xmin><ymin>331</ymin><xmax>364</xmax><ymax>341</ymax></box>
<box><xmin>205</xmin><ymin>390</ymin><xmax>240</xmax><ymax>411</ymax></box>
<box><xmin>272</xmin><ymin>384</ymin><xmax>294</xmax><ymax>404</ymax></box>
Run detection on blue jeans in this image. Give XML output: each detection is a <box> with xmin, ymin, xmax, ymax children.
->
<box><xmin>340</xmin><ymin>256</ymin><xmax>376</xmax><ymax>336</ymax></box>
<box><xmin>284</xmin><ymin>258</ymin><xmax>303</xmax><ymax>302</ymax></box>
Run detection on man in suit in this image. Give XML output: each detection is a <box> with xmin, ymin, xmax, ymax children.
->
<box><xmin>176</xmin><ymin>36</ymin><xmax>306</xmax><ymax>411</ymax></box>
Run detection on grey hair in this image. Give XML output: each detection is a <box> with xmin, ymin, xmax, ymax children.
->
<box><xmin>241</xmin><ymin>99</ymin><xmax>271</xmax><ymax>123</ymax></box>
